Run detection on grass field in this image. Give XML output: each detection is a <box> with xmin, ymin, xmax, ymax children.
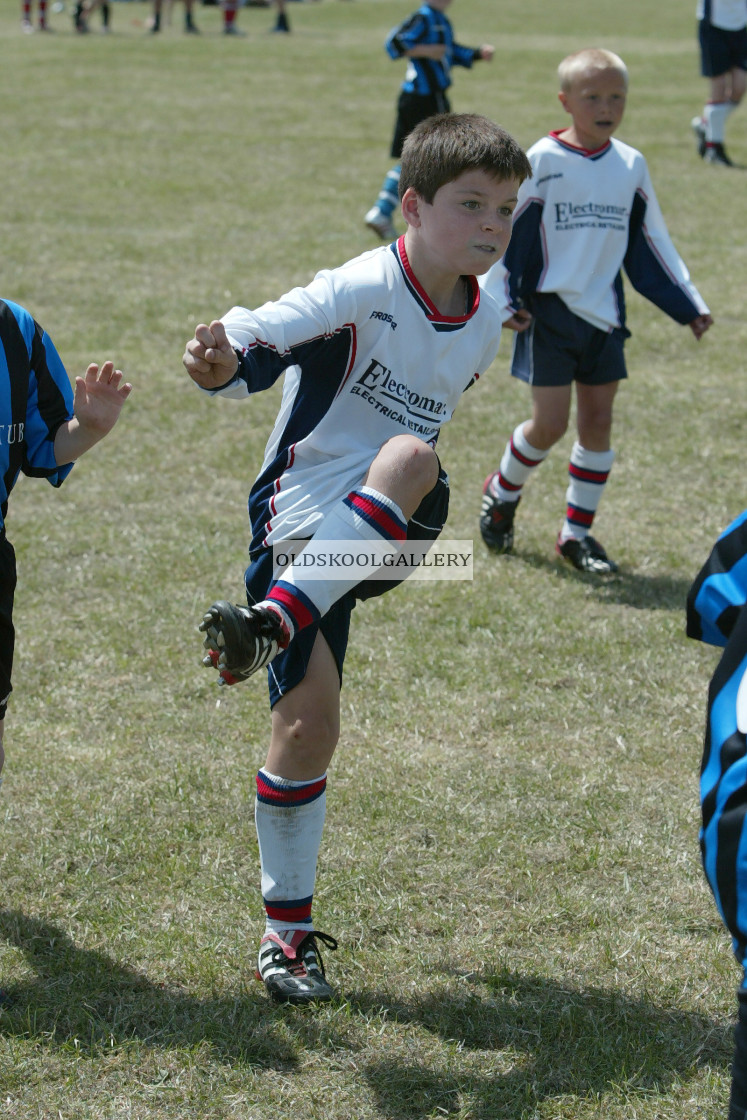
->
<box><xmin>1</xmin><ymin>0</ymin><xmax>746</xmax><ymax>1116</ymax></box>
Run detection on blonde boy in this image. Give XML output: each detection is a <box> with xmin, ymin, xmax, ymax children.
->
<box><xmin>480</xmin><ymin>48</ymin><xmax>713</xmax><ymax>573</ymax></box>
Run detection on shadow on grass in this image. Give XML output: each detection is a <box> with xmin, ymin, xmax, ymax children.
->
<box><xmin>495</xmin><ymin>547</ymin><xmax>695</xmax><ymax>613</ymax></box>
<box><xmin>348</xmin><ymin>966</ymin><xmax>733</xmax><ymax>1119</ymax></box>
<box><xmin>1</xmin><ymin>910</ymin><xmax>733</xmax><ymax>1115</ymax></box>
<box><xmin>0</xmin><ymin>909</ymin><xmax>301</xmax><ymax>1068</ymax></box>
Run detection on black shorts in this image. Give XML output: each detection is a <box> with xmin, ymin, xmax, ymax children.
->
<box><xmin>699</xmin><ymin>21</ymin><xmax>747</xmax><ymax>78</ymax></box>
<box><xmin>0</xmin><ymin>536</ymin><xmax>17</xmax><ymax>720</ymax></box>
<box><xmin>510</xmin><ymin>293</ymin><xmax>629</xmax><ymax>388</ymax></box>
<box><xmin>390</xmin><ymin>90</ymin><xmax>451</xmax><ymax>159</ymax></box>
<box><xmin>245</xmin><ymin>468</ymin><xmax>450</xmax><ymax>707</ymax></box>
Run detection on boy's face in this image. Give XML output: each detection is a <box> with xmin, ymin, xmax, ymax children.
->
<box><xmin>558</xmin><ymin>66</ymin><xmax>627</xmax><ymax>150</ymax></box>
<box><xmin>404</xmin><ymin>169</ymin><xmax>520</xmax><ymax>278</ymax></box>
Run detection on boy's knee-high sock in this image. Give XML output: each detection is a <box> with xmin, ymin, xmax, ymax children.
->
<box><xmin>488</xmin><ymin>422</ymin><xmax>549</xmax><ymax>503</ymax></box>
<box><xmin>560</xmin><ymin>442</ymin><xmax>615</xmax><ymax>542</ymax></box>
<box><xmin>704</xmin><ymin>100</ymin><xmax>730</xmax><ymax>143</ymax></box>
<box><xmin>264</xmin><ymin>485</ymin><xmax>407</xmax><ymax>638</ymax></box>
<box><xmin>255</xmin><ymin>768</ymin><xmax>327</xmax><ymax>934</ymax></box>
<box><xmin>375</xmin><ymin>164</ymin><xmax>401</xmax><ymax>218</ymax></box>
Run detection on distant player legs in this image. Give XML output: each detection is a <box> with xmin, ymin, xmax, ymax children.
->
<box><xmin>712</xmin><ymin>67</ymin><xmax>747</xmax><ymax>106</ymax></box>
<box><xmin>704</xmin><ymin>68</ymin><xmax>745</xmax><ymax>147</ymax></box>
<box><xmin>21</xmin><ymin>0</ymin><xmax>48</xmax><ymax>29</ymax></box>
<box><xmin>696</xmin><ymin>16</ymin><xmax>747</xmax><ymax>163</ymax></box>
<box><xmin>151</xmin><ymin>0</ymin><xmax>197</xmax><ymax>33</ymax></box>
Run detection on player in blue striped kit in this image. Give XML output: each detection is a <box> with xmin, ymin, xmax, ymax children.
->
<box><xmin>185</xmin><ymin>114</ymin><xmax>531</xmax><ymax>1006</ymax></box>
<box><xmin>688</xmin><ymin>512</ymin><xmax>747</xmax><ymax>1120</ymax></box>
<box><xmin>364</xmin><ymin>0</ymin><xmax>494</xmax><ymax>242</ymax></box>
<box><xmin>0</xmin><ymin>298</ymin><xmax>132</xmax><ymax>795</ymax></box>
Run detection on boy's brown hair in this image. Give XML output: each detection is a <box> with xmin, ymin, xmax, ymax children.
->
<box><xmin>398</xmin><ymin>113</ymin><xmax>532</xmax><ymax>203</ymax></box>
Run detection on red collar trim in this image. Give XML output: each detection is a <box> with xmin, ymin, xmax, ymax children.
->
<box><xmin>395</xmin><ymin>236</ymin><xmax>480</xmax><ymax>322</ymax></box>
<box><xmin>549</xmin><ymin>129</ymin><xmax>611</xmax><ymax>157</ymax></box>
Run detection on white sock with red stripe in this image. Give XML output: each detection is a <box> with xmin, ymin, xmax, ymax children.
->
<box><xmin>255</xmin><ymin>768</ymin><xmax>327</xmax><ymax>936</ymax></box>
<box><xmin>559</xmin><ymin>442</ymin><xmax>615</xmax><ymax>543</ymax></box>
<box><xmin>262</xmin><ymin>485</ymin><xmax>408</xmax><ymax>637</ymax></box>
<box><xmin>489</xmin><ymin>422</ymin><xmax>548</xmax><ymax>502</ymax></box>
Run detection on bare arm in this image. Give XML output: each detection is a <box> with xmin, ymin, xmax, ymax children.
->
<box><xmin>405</xmin><ymin>43</ymin><xmax>447</xmax><ymax>59</ymax></box>
<box><xmin>53</xmin><ymin>361</ymin><xmax>133</xmax><ymax>465</ymax></box>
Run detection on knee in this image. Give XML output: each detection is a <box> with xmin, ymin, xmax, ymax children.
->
<box><xmin>577</xmin><ymin>412</ymin><xmax>612</xmax><ymax>446</ymax></box>
<box><xmin>531</xmin><ymin>415</ymin><xmax>568</xmax><ymax>448</ymax></box>
<box><xmin>277</xmin><ymin>712</ymin><xmax>340</xmax><ymax>762</ymax></box>
<box><xmin>381</xmin><ymin>435</ymin><xmax>439</xmax><ymax>487</ymax></box>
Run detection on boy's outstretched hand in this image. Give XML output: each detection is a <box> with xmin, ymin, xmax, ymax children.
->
<box><xmin>73</xmin><ymin>362</ymin><xmax>133</xmax><ymax>434</ymax></box>
<box><xmin>183</xmin><ymin>320</ymin><xmax>239</xmax><ymax>390</ymax></box>
<box><xmin>54</xmin><ymin>361</ymin><xmax>133</xmax><ymax>466</ymax></box>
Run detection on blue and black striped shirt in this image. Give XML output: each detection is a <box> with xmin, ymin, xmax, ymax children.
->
<box><xmin>0</xmin><ymin>298</ymin><xmax>74</xmax><ymax>532</ymax></box>
<box><xmin>386</xmin><ymin>2</ymin><xmax>480</xmax><ymax>96</ymax></box>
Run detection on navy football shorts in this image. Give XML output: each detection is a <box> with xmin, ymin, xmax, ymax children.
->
<box><xmin>0</xmin><ymin>536</ymin><xmax>17</xmax><ymax>720</ymax></box>
<box><xmin>510</xmin><ymin>293</ymin><xmax>629</xmax><ymax>388</ymax></box>
<box><xmin>245</xmin><ymin>467</ymin><xmax>450</xmax><ymax>708</ymax></box>
<box><xmin>391</xmin><ymin>90</ymin><xmax>451</xmax><ymax>158</ymax></box>
<box><xmin>699</xmin><ymin>21</ymin><xmax>747</xmax><ymax>78</ymax></box>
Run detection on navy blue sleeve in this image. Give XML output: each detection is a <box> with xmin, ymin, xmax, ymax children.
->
<box><xmin>386</xmin><ymin>12</ymin><xmax>427</xmax><ymax>58</ymax></box>
<box><xmin>501</xmin><ymin>199</ymin><xmax>545</xmax><ymax>311</ymax></box>
<box><xmin>624</xmin><ymin>192</ymin><xmax>703</xmax><ymax>325</ymax></box>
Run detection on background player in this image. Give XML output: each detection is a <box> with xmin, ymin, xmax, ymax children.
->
<box><xmin>479</xmin><ymin>48</ymin><xmax>712</xmax><ymax>574</ymax></box>
<box><xmin>0</xmin><ymin>298</ymin><xmax>132</xmax><ymax>789</ymax></box>
<box><xmin>21</xmin><ymin>0</ymin><xmax>49</xmax><ymax>31</ymax></box>
<box><xmin>691</xmin><ymin>0</ymin><xmax>747</xmax><ymax>166</ymax></box>
<box><xmin>364</xmin><ymin>0</ymin><xmax>493</xmax><ymax>241</ymax></box>
<box><xmin>184</xmin><ymin>114</ymin><xmax>531</xmax><ymax>1005</ymax></box>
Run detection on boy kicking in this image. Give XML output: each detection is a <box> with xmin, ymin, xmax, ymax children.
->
<box><xmin>479</xmin><ymin>48</ymin><xmax>712</xmax><ymax>574</ymax></box>
<box><xmin>184</xmin><ymin>113</ymin><xmax>531</xmax><ymax>1004</ymax></box>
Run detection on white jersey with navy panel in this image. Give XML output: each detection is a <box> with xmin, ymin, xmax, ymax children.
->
<box><xmin>207</xmin><ymin>237</ymin><xmax>503</xmax><ymax>553</ymax></box>
<box><xmin>697</xmin><ymin>0</ymin><xmax>747</xmax><ymax>30</ymax></box>
<box><xmin>480</xmin><ymin>132</ymin><xmax>710</xmax><ymax>333</ymax></box>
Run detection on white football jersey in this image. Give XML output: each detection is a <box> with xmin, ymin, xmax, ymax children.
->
<box><xmin>481</xmin><ymin>132</ymin><xmax>709</xmax><ymax>333</ymax></box>
<box><xmin>206</xmin><ymin>238</ymin><xmax>503</xmax><ymax>551</ymax></box>
<box><xmin>696</xmin><ymin>0</ymin><xmax>747</xmax><ymax>30</ymax></box>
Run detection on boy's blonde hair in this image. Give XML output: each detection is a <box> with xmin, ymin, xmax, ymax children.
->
<box><xmin>558</xmin><ymin>48</ymin><xmax>628</xmax><ymax>92</ymax></box>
